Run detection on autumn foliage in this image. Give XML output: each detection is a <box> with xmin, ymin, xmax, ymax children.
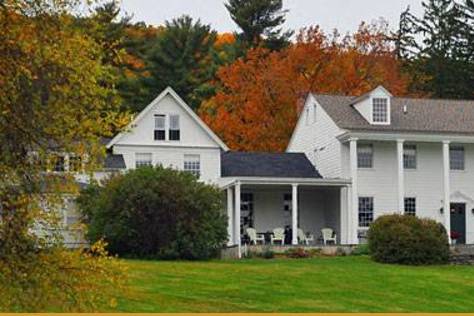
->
<box><xmin>200</xmin><ymin>22</ymin><xmax>411</xmax><ymax>152</ymax></box>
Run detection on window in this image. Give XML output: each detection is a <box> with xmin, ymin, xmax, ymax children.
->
<box><xmin>403</xmin><ymin>144</ymin><xmax>417</xmax><ymax>169</ymax></box>
<box><xmin>169</xmin><ymin>114</ymin><xmax>180</xmax><ymax>141</ymax></box>
<box><xmin>154</xmin><ymin>114</ymin><xmax>165</xmax><ymax>140</ymax></box>
<box><xmin>404</xmin><ymin>197</ymin><xmax>416</xmax><ymax>216</ymax></box>
<box><xmin>450</xmin><ymin>145</ymin><xmax>465</xmax><ymax>170</ymax></box>
<box><xmin>358</xmin><ymin>197</ymin><xmax>374</xmax><ymax>227</ymax></box>
<box><xmin>372</xmin><ymin>98</ymin><xmax>388</xmax><ymax>123</ymax></box>
<box><xmin>135</xmin><ymin>153</ymin><xmax>152</xmax><ymax>168</ymax></box>
<box><xmin>184</xmin><ymin>154</ymin><xmax>200</xmax><ymax>177</ymax></box>
<box><xmin>357</xmin><ymin>144</ymin><xmax>373</xmax><ymax>168</ymax></box>
<box><xmin>283</xmin><ymin>193</ymin><xmax>292</xmax><ymax>226</ymax></box>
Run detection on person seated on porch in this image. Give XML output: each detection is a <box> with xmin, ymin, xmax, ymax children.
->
<box><xmin>271</xmin><ymin>227</ymin><xmax>285</xmax><ymax>245</ymax></box>
<box><xmin>297</xmin><ymin>228</ymin><xmax>314</xmax><ymax>245</ymax></box>
<box><xmin>321</xmin><ymin>227</ymin><xmax>337</xmax><ymax>245</ymax></box>
<box><xmin>246</xmin><ymin>228</ymin><xmax>265</xmax><ymax>245</ymax></box>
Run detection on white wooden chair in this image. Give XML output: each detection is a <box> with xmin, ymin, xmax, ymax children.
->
<box><xmin>271</xmin><ymin>228</ymin><xmax>285</xmax><ymax>245</ymax></box>
<box><xmin>297</xmin><ymin>228</ymin><xmax>314</xmax><ymax>245</ymax></box>
<box><xmin>321</xmin><ymin>228</ymin><xmax>337</xmax><ymax>245</ymax></box>
<box><xmin>246</xmin><ymin>228</ymin><xmax>265</xmax><ymax>245</ymax></box>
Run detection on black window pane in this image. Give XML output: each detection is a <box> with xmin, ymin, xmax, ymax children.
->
<box><xmin>169</xmin><ymin>130</ymin><xmax>180</xmax><ymax>141</ymax></box>
<box><xmin>154</xmin><ymin>130</ymin><xmax>165</xmax><ymax>140</ymax></box>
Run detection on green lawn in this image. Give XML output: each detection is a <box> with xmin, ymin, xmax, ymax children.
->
<box><xmin>112</xmin><ymin>256</ymin><xmax>474</xmax><ymax>312</ymax></box>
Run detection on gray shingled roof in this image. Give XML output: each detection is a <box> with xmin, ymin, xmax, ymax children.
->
<box><xmin>104</xmin><ymin>153</ymin><xmax>126</xmax><ymax>169</ymax></box>
<box><xmin>313</xmin><ymin>94</ymin><xmax>474</xmax><ymax>135</ymax></box>
<box><xmin>221</xmin><ymin>152</ymin><xmax>322</xmax><ymax>178</ymax></box>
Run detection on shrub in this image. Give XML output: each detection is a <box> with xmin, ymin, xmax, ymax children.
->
<box><xmin>259</xmin><ymin>248</ymin><xmax>275</xmax><ymax>259</ymax></box>
<box><xmin>352</xmin><ymin>244</ymin><xmax>369</xmax><ymax>256</ymax></box>
<box><xmin>285</xmin><ymin>247</ymin><xmax>311</xmax><ymax>258</ymax></box>
<box><xmin>78</xmin><ymin>166</ymin><xmax>228</xmax><ymax>260</ymax></box>
<box><xmin>367</xmin><ymin>214</ymin><xmax>449</xmax><ymax>265</ymax></box>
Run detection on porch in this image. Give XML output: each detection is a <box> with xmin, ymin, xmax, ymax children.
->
<box><xmin>222</xmin><ymin>178</ymin><xmax>351</xmax><ymax>252</ymax></box>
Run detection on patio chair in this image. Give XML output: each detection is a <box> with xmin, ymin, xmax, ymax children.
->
<box><xmin>271</xmin><ymin>227</ymin><xmax>285</xmax><ymax>245</ymax></box>
<box><xmin>321</xmin><ymin>228</ymin><xmax>337</xmax><ymax>245</ymax></box>
<box><xmin>246</xmin><ymin>228</ymin><xmax>265</xmax><ymax>245</ymax></box>
<box><xmin>297</xmin><ymin>228</ymin><xmax>314</xmax><ymax>245</ymax></box>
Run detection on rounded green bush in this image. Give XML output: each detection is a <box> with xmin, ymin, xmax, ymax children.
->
<box><xmin>77</xmin><ymin>166</ymin><xmax>228</xmax><ymax>260</ymax></box>
<box><xmin>367</xmin><ymin>214</ymin><xmax>449</xmax><ymax>265</ymax></box>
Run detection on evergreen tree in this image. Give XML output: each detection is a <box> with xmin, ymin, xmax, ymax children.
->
<box><xmin>142</xmin><ymin>15</ymin><xmax>217</xmax><ymax>111</ymax></box>
<box><xmin>225</xmin><ymin>0</ymin><xmax>293</xmax><ymax>50</ymax></box>
<box><xmin>394</xmin><ymin>0</ymin><xmax>473</xmax><ymax>98</ymax></box>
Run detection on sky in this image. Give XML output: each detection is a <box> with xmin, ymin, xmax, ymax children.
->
<box><xmin>120</xmin><ymin>0</ymin><xmax>424</xmax><ymax>35</ymax></box>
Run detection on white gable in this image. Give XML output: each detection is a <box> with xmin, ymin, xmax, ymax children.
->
<box><xmin>352</xmin><ymin>85</ymin><xmax>392</xmax><ymax>125</ymax></box>
<box><xmin>107</xmin><ymin>87</ymin><xmax>228</xmax><ymax>150</ymax></box>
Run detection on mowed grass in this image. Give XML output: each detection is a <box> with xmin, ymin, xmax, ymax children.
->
<box><xmin>111</xmin><ymin>256</ymin><xmax>474</xmax><ymax>312</ymax></box>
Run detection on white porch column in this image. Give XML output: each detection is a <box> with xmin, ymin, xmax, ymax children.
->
<box><xmin>442</xmin><ymin>141</ymin><xmax>451</xmax><ymax>242</ymax></box>
<box><xmin>291</xmin><ymin>184</ymin><xmax>298</xmax><ymax>245</ymax></box>
<box><xmin>234</xmin><ymin>181</ymin><xmax>241</xmax><ymax>257</ymax></box>
<box><xmin>340</xmin><ymin>186</ymin><xmax>349</xmax><ymax>244</ymax></box>
<box><xmin>226</xmin><ymin>187</ymin><xmax>234</xmax><ymax>246</ymax></box>
<box><xmin>397</xmin><ymin>139</ymin><xmax>405</xmax><ymax>213</ymax></box>
<box><xmin>349</xmin><ymin>138</ymin><xmax>359</xmax><ymax>244</ymax></box>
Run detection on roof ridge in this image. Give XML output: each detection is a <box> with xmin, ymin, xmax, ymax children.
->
<box><xmin>393</xmin><ymin>96</ymin><xmax>474</xmax><ymax>103</ymax></box>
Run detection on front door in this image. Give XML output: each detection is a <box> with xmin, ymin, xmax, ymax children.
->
<box><xmin>450</xmin><ymin>203</ymin><xmax>466</xmax><ymax>244</ymax></box>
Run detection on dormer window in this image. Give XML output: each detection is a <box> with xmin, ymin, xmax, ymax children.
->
<box><xmin>372</xmin><ymin>98</ymin><xmax>388</xmax><ymax>123</ymax></box>
<box><xmin>154</xmin><ymin>114</ymin><xmax>165</xmax><ymax>140</ymax></box>
<box><xmin>169</xmin><ymin>114</ymin><xmax>180</xmax><ymax>141</ymax></box>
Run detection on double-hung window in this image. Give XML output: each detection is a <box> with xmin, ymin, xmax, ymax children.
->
<box><xmin>404</xmin><ymin>197</ymin><xmax>416</xmax><ymax>216</ymax></box>
<box><xmin>135</xmin><ymin>153</ymin><xmax>152</xmax><ymax>168</ymax></box>
<box><xmin>154</xmin><ymin>115</ymin><xmax>166</xmax><ymax>140</ymax></box>
<box><xmin>450</xmin><ymin>145</ymin><xmax>465</xmax><ymax>170</ymax></box>
<box><xmin>372</xmin><ymin>98</ymin><xmax>388</xmax><ymax>123</ymax></box>
<box><xmin>358</xmin><ymin>197</ymin><xmax>374</xmax><ymax>227</ymax></box>
<box><xmin>357</xmin><ymin>144</ymin><xmax>373</xmax><ymax>168</ymax></box>
<box><xmin>184</xmin><ymin>154</ymin><xmax>200</xmax><ymax>177</ymax></box>
<box><xmin>169</xmin><ymin>115</ymin><xmax>180</xmax><ymax>141</ymax></box>
<box><xmin>403</xmin><ymin>144</ymin><xmax>417</xmax><ymax>169</ymax></box>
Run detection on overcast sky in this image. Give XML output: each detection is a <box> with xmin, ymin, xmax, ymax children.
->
<box><xmin>120</xmin><ymin>0</ymin><xmax>424</xmax><ymax>34</ymax></box>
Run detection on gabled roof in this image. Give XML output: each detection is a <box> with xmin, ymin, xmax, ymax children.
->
<box><xmin>107</xmin><ymin>87</ymin><xmax>228</xmax><ymax>150</ymax></box>
<box><xmin>221</xmin><ymin>151</ymin><xmax>322</xmax><ymax>178</ymax></box>
<box><xmin>104</xmin><ymin>153</ymin><xmax>126</xmax><ymax>169</ymax></box>
<box><xmin>313</xmin><ymin>93</ymin><xmax>474</xmax><ymax>135</ymax></box>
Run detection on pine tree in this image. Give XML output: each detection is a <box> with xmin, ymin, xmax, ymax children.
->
<box><xmin>142</xmin><ymin>15</ymin><xmax>217</xmax><ymax>111</ymax></box>
<box><xmin>225</xmin><ymin>0</ymin><xmax>293</xmax><ymax>50</ymax></box>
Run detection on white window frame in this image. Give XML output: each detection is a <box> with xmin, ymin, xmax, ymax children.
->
<box><xmin>169</xmin><ymin>114</ymin><xmax>180</xmax><ymax>141</ymax></box>
<box><xmin>154</xmin><ymin>114</ymin><xmax>166</xmax><ymax>140</ymax></box>
<box><xmin>372</xmin><ymin>97</ymin><xmax>389</xmax><ymax>124</ymax></box>
<box><xmin>403</xmin><ymin>144</ymin><xmax>417</xmax><ymax>169</ymax></box>
<box><xmin>404</xmin><ymin>197</ymin><xmax>416</xmax><ymax>216</ymax></box>
<box><xmin>450</xmin><ymin>145</ymin><xmax>465</xmax><ymax>171</ymax></box>
<box><xmin>135</xmin><ymin>153</ymin><xmax>152</xmax><ymax>168</ymax></box>
<box><xmin>358</xmin><ymin>196</ymin><xmax>374</xmax><ymax>228</ymax></box>
<box><xmin>357</xmin><ymin>144</ymin><xmax>373</xmax><ymax>169</ymax></box>
<box><xmin>183</xmin><ymin>154</ymin><xmax>200</xmax><ymax>178</ymax></box>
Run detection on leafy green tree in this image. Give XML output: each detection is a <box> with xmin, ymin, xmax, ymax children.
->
<box><xmin>0</xmin><ymin>0</ymin><xmax>125</xmax><ymax>311</ymax></box>
<box><xmin>225</xmin><ymin>0</ymin><xmax>293</xmax><ymax>50</ymax></box>
<box><xmin>141</xmin><ymin>15</ymin><xmax>217</xmax><ymax>111</ymax></box>
<box><xmin>78</xmin><ymin>166</ymin><xmax>228</xmax><ymax>260</ymax></box>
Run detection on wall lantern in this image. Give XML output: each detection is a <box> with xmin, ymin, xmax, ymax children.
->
<box><xmin>439</xmin><ymin>207</ymin><xmax>444</xmax><ymax>214</ymax></box>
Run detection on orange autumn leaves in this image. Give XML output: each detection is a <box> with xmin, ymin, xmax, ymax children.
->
<box><xmin>200</xmin><ymin>23</ymin><xmax>411</xmax><ymax>152</ymax></box>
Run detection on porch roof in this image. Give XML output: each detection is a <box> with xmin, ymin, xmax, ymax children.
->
<box><xmin>218</xmin><ymin>176</ymin><xmax>351</xmax><ymax>189</ymax></box>
<box><xmin>221</xmin><ymin>151</ymin><xmax>322</xmax><ymax>178</ymax></box>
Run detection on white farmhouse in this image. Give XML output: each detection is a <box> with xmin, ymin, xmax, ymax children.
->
<box><xmin>288</xmin><ymin>85</ymin><xmax>474</xmax><ymax>245</ymax></box>
<box><xmin>68</xmin><ymin>85</ymin><xmax>474</xmax><ymax>252</ymax></box>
